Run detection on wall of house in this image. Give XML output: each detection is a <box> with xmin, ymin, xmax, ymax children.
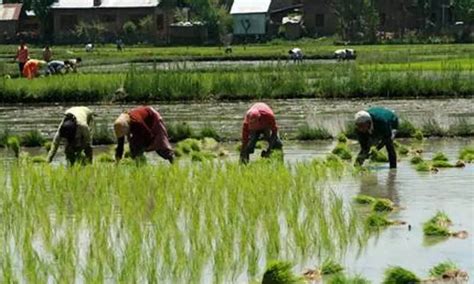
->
<box><xmin>302</xmin><ymin>0</ymin><xmax>337</xmax><ymax>36</ymax></box>
<box><xmin>233</xmin><ymin>13</ymin><xmax>267</xmax><ymax>35</ymax></box>
<box><xmin>0</xmin><ymin>21</ymin><xmax>18</xmax><ymax>41</ymax></box>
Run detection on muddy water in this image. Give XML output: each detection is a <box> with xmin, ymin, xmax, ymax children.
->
<box><xmin>0</xmin><ymin>98</ymin><xmax>472</xmax><ymax>140</ymax></box>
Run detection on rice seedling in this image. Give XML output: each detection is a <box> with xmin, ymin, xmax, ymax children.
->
<box><xmin>369</xmin><ymin>147</ymin><xmax>389</xmax><ymax>163</ymax></box>
<box><xmin>422</xmin><ymin>120</ymin><xmax>446</xmax><ymax>137</ymax></box>
<box><xmin>168</xmin><ymin>122</ymin><xmax>195</xmax><ymax>142</ymax></box>
<box><xmin>262</xmin><ymin>261</ymin><xmax>302</xmax><ymax>284</ymax></box>
<box><xmin>320</xmin><ymin>259</ymin><xmax>344</xmax><ymax>275</ymax></box>
<box><xmin>20</xmin><ymin>130</ymin><xmax>46</xmax><ymax>147</ymax></box>
<box><xmin>414</xmin><ymin>130</ymin><xmax>424</xmax><ymax>141</ymax></box>
<box><xmin>432</xmin><ymin>152</ymin><xmax>448</xmax><ymax>162</ymax></box>
<box><xmin>326</xmin><ymin>273</ymin><xmax>370</xmax><ymax>284</ymax></box>
<box><xmin>337</xmin><ymin>133</ymin><xmax>348</xmax><ymax>143</ymax></box>
<box><xmin>6</xmin><ymin>136</ymin><xmax>20</xmax><ymax>158</ymax></box>
<box><xmin>199</xmin><ymin>124</ymin><xmax>221</xmax><ymax>141</ymax></box>
<box><xmin>448</xmin><ymin>119</ymin><xmax>474</xmax><ymax>137</ymax></box>
<box><xmin>372</xmin><ymin>198</ymin><xmax>395</xmax><ymax>212</ymax></box>
<box><xmin>396</xmin><ymin>120</ymin><xmax>417</xmax><ymax>138</ymax></box>
<box><xmin>332</xmin><ymin>143</ymin><xmax>353</xmax><ymax>160</ymax></box>
<box><xmin>44</xmin><ymin>141</ymin><xmax>52</xmax><ymax>152</ymax></box>
<box><xmin>431</xmin><ymin>160</ymin><xmax>454</xmax><ymax>168</ymax></box>
<box><xmin>92</xmin><ymin>122</ymin><xmax>115</xmax><ymax>145</ymax></box>
<box><xmin>410</xmin><ymin>155</ymin><xmax>424</xmax><ymax>165</ymax></box>
<box><xmin>96</xmin><ymin>153</ymin><xmax>115</xmax><ymax>163</ymax></box>
<box><xmin>365</xmin><ymin>213</ymin><xmax>394</xmax><ymax>228</ymax></box>
<box><xmin>296</xmin><ymin>124</ymin><xmax>332</xmax><ymax>140</ymax></box>
<box><xmin>382</xmin><ymin>266</ymin><xmax>420</xmax><ymax>284</ymax></box>
<box><xmin>423</xmin><ymin>211</ymin><xmax>452</xmax><ymax>237</ymax></box>
<box><xmin>31</xmin><ymin>155</ymin><xmax>47</xmax><ymax>163</ymax></box>
<box><xmin>415</xmin><ymin>162</ymin><xmax>431</xmax><ymax>172</ymax></box>
<box><xmin>0</xmin><ymin>158</ymin><xmax>365</xmax><ymax>282</ymax></box>
<box><xmin>459</xmin><ymin>146</ymin><xmax>474</xmax><ymax>162</ymax></box>
<box><xmin>429</xmin><ymin>260</ymin><xmax>458</xmax><ymax>278</ymax></box>
<box><xmin>354</xmin><ymin>195</ymin><xmax>376</xmax><ymax>205</ymax></box>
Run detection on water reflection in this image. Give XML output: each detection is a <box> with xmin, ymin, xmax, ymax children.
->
<box><xmin>358</xmin><ymin>169</ymin><xmax>400</xmax><ymax>205</ymax></box>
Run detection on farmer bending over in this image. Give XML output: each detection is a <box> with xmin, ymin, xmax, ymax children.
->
<box><xmin>46</xmin><ymin>60</ymin><xmax>67</xmax><ymax>75</ymax></box>
<box><xmin>65</xmin><ymin>57</ymin><xmax>82</xmax><ymax>72</ymax></box>
<box><xmin>22</xmin><ymin>59</ymin><xmax>47</xmax><ymax>79</ymax></box>
<box><xmin>240</xmin><ymin>103</ymin><xmax>283</xmax><ymax>163</ymax></box>
<box><xmin>354</xmin><ymin>107</ymin><xmax>399</xmax><ymax>168</ymax></box>
<box><xmin>47</xmin><ymin>106</ymin><xmax>94</xmax><ymax>165</ymax></box>
<box><xmin>114</xmin><ymin>106</ymin><xmax>174</xmax><ymax>163</ymax></box>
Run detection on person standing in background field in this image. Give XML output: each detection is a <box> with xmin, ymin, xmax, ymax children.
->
<box><xmin>42</xmin><ymin>45</ymin><xmax>52</xmax><ymax>62</ymax></box>
<box><xmin>15</xmin><ymin>40</ymin><xmax>29</xmax><ymax>76</ymax></box>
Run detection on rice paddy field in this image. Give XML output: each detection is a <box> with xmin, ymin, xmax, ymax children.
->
<box><xmin>0</xmin><ymin>40</ymin><xmax>473</xmax><ymax>283</ymax></box>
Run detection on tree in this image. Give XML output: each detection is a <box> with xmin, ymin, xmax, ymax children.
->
<box><xmin>28</xmin><ymin>0</ymin><xmax>56</xmax><ymax>39</ymax></box>
<box><xmin>453</xmin><ymin>0</ymin><xmax>474</xmax><ymax>25</ymax></box>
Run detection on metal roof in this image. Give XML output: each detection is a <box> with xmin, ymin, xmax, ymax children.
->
<box><xmin>0</xmin><ymin>3</ymin><xmax>22</xmax><ymax>21</ymax></box>
<box><xmin>230</xmin><ymin>0</ymin><xmax>271</xmax><ymax>15</ymax></box>
<box><xmin>51</xmin><ymin>0</ymin><xmax>160</xmax><ymax>9</ymax></box>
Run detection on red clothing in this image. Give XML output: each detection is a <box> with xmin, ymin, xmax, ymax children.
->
<box><xmin>128</xmin><ymin>106</ymin><xmax>172</xmax><ymax>154</ymax></box>
<box><xmin>241</xmin><ymin>103</ymin><xmax>278</xmax><ymax>149</ymax></box>
<box><xmin>16</xmin><ymin>46</ymin><xmax>29</xmax><ymax>63</ymax></box>
<box><xmin>22</xmin><ymin>59</ymin><xmax>41</xmax><ymax>79</ymax></box>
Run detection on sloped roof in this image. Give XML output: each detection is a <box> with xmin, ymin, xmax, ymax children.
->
<box><xmin>51</xmin><ymin>0</ymin><xmax>159</xmax><ymax>9</ymax></box>
<box><xmin>0</xmin><ymin>3</ymin><xmax>22</xmax><ymax>21</ymax></box>
<box><xmin>230</xmin><ymin>0</ymin><xmax>271</xmax><ymax>15</ymax></box>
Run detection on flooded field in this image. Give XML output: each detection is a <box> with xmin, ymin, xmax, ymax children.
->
<box><xmin>1</xmin><ymin>98</ymin><xmax>473</xmax><ymax>140</ymax></box>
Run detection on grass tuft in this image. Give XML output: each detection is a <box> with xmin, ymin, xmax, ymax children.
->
<box><xmin>372</xmin><ymin>198</ymin><xmax>395</xmax><ymax>212</ymax></box>
<box><xmin>296</xmin><ymin>124</ymin><xmax>332</xmax><ymax>140</ymax></box>
<box><xmin>320</xmin><ymin>259</ymin><xmax>344</xmax><ymax>275</ymax></box>
<box><xmin>382</xmin><ymin>266</ymin><xmax>420</xmax><ymax>284</ymax></box>
<box><xmin>262</xmin><ymin>261</ymin><xmax>302</xmax><ymax>284</ymax></box>
<box><xmin>429</xmin><ymin>261</ymin><xmax>458</xmax><ymax>278</ymax></box>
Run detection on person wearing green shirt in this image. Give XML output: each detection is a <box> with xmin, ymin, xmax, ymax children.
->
<box><xmin>47</xmin><ymin>106</ymin><xmax>94</xmax><ymax>165</ymax></box>
<box><xmin>354</xmin><ymin>107</ymin><xmax>399</xmax><ymax>168</ymax></box>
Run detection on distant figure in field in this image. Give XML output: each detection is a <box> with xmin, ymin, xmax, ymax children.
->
<box><xmin>114</xmin><ymin>106</ymin><xmax>174</xmax><ymax>163</ymax></box>
<box><xmin>240</xmin><ymin>102</ymin><xmax>283</xmax><ymax>164</ymax></box>
<box><xmin>85</xmin><ymin>43</ymin><xmax>94</xmax><ymax>52</ymax></box>
<box><xmin>42</xmin><ymin>45</ymin><xmax>53</xmax><ymax>62</ymax></box>
<box><xmin>116</xmin><ymin>38</ymin><xmax>124</xmax><ymax>51</ymax></box>
<box><xmin>65</xmin><ymin>57</ymin><xmax>82</xmax><ymax>72</ymax></box>
<box><xmin>15</xmin><ymin>40</ymin><xmax>29</xmax><ymax>75</ymax></box>
<box><xmin>354</xmin><ymin>107</ymin><xmax>399</xmax><ymax>169</ymax></box>
<box><xmin>22</xmin><ymin>59</ymin><xmax>47</xmax><ymax>79</ymax></box>
<box><xmin>334</xmin><ymin>49</ymin><xmax>357</xmax><ymax>61</ymax></box>
<box><xmin>46</xmin><ymin>60</ymin><xmax>69</xmax><ymax>75</ymax></box>
<box><xmin>225</xmin><ymin>45</ymin><xmax>233</xmax><ymax>54</ymax></box>
<box><xmin>288</xmin><ymin>47</ymin><xmax>303</xmax><ymax>63</ymax></box>
<box><xmin>47</xmin><ymin>106</ymin><xmax>94</xmax><ymax>165</ymax></box>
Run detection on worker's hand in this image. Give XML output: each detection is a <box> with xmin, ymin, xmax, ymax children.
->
<box><xmin>261</xmin><ymin>150</ymin><xmax>271</xmax><ymax>158</ymax></box>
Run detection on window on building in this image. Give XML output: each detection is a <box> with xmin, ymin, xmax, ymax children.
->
<box><xmin>315</xmin><ymin>14</ymin><xmax>324</xmax><ymax>27</ymax></box>
<box><xmin>60</xmin><ymin>15</ymin><xmax>78</xmax><ymax>31</ymax></box>
<box><xmin>156</xmin><ymin>14</ymin><xmax>164</xmax><ymax>31</ymax></box>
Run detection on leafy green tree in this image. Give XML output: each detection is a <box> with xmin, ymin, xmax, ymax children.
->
<box><xmin>453</xmin><ymin>0</ymin><xmax>474</xmax><ymax>25</ymax></box>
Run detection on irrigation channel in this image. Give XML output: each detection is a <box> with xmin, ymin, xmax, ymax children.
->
<box><xmin>0</xmin><ymin>98</ymin><xmax>472</xmax><ymax>283</ymax></box>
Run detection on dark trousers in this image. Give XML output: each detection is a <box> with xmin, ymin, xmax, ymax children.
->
<box><xmin>18</xmin><ymin>62</ymin><xmax>25</xmax><ymax>75</ymax></box>
<box><xmin>242</xmin><ymin>130</ymin><xmax>282</xmax><ymax>162</ymax></box>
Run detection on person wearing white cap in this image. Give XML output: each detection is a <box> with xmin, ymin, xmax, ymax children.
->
<box><xmin>354</xmin><ymin>107</ymin><xmax>399</xmax><ymax>168</ymax></box>
<box><xmin>114</xmin><ymin>106</ymin><xmax>174</xmax><ymax>163</ymax></box>
<box><xmin>47</xmin><ymin>106</ymin><xmax>94</xmax><ymax>165</ymax></box>
<box><xmin>289</xmin><ymin>48</ymin><xmax>303</xmax><ymax>63</ymax></box>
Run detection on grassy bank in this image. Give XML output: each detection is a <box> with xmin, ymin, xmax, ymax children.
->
<box><xmin>1</xmin><ymin>63</ymin><xmax>473</xmax><ymax>103</ymax></box>
<box><xmin>0</xmin><ymin>158</ymin><xmax>363</xmax><ymax>282</ymax></box>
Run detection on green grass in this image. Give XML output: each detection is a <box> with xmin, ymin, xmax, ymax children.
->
<box><xmin>296</xmin><ymin>124</ymin><xmax>332</xmax><ymax>140</ymax></box>
<box><xmin>382</xmin><ymin>266</ymin><xmax>420</xmax><ymax>284</ymax></box>
<box><xmin>0</xmin><ymin>159</ymin><xmax>365</xmax><ymax>282</ymax></box>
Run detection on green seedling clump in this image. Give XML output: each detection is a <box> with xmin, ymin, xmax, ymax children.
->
<box><xmin>366</xmin><ymin>213</ymin><xmax>393</xmax><ymax>228</ymax></box>
<box><xmin>372</xmin><ymin>198</ymin><xmax>395</xmax><ymax>212</ymax></box>
<box><xmin>20</xmin><ymin>130</ymin><xmax>46</xmax><ymax>147</ymax></box>
<box><xmin>337</xmin><ymin>133</ymin><xmax>348</xmax><ymax>143</ymax></box>
<box><xmin>168</xmin><ymin>122</ymin><xmax>195</xmax><ymax>142</ymax></box>
<box><xmin>414</xmin><ymin>130</ymin><xmax>424</xmax><ymax>141</ymax></box>
<box><xmin>397</xmin><ymin>120</ymin><xmax>417</xmax><ymax>138</ymax></box>
<box><xmin>320</xmin><ymin>259</ymin><xmax>344</xmax><ymax>275</ymax></box>
<box><xmin>369</xmin><ymin>147</ymin><xmax>389</xmax><ymax>163</ymax></box>
<box><xmin>44</xmin><ymin>141</ymin><xmax>52</xmax><ymax>152</ymax></box>
<box><xmin>176</xmin><ymin>138</ymin><xmax>201</xmax><ymax>154</ymax></box>
<box><xmin>394</xmin><ymin>142</ymin><xmax>409</xmax><ymax>155</ymax></box>
<box><xmin>415</xmin><ymin>162</ymin><xmax>431</xmax><ymax>172</ymax></box>
<box><xmin>432</xmin><ymin>152</ymin><xmax>449</xmax><ymax>162</ymax></box>
<box><xmin>423</xmin><ymin>211</ymin><xmax>452</xmax><ymax>237</ymax></box>
<box><xmin>459</xmin><ymin>146</ymin><xmax>474</xmax><ymax>162</ymax></box>
<box><xmin>354</xmin><ymin>195</ymin><xmax>376</xmax><ymax>205</ymax></box>
<box><xmin>327</xmin><ymin>273</ymin><xmax>370</xmax><ymax>284</ymax></box>
<box><xmin>429</xmin><ymin>261</ymin><xmax>459</xmax><ymax>278</ymax></box>
<box><xmin>191</xmin><ymin>151</ymin><xmax>216</xmax><ymax>162</ymax></box>
<box><xmin>262</xmin><ymin>261</ymin><xmax>301</xmax><ymax>284</ymax></box>
<box><xmin>410</xmin><ymin>155</ymin><xmax>424</xmax><ymax>165</ymax></box>
<box><xmin>296</xmin><ymin>124</ymin><xmax>332</xmax><ymax>140</ymax></box>
<box><xmin>7</xmin><ymin>136</ymin><xmax>20</xmax><ymax>158</ymax></box>
<box><xmin>201</xmin><ymin>137</ymin><xmax>219</xmax><ymax>151</ymax></box>
<box><xmin>431</xmin><ymin>160</ymin><xmax>454</xmax><ymax>168</ymax></box>
<box><xmin>199</xmin><ymin>125</ymin><xmax>220</xmax><ymax>141</ymax></box>
<box><xmin>383</xmin><ymin>266</ymin><xmax>420</xmax><ymax>284</ymax></box>
<box><xmin>332</xmin><ymin>143</ymin><xmax>352</xmax><ymax>160</ymax></box>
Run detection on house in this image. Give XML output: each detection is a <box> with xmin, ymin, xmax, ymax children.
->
<box><xmin>0</xmin><ymin>2</ymin><xmax>23</xmax><ymax>42</ymax></box>
<box><xmin>230</xmin><ymin>0</ymin><xmax>301</xmax><ymax>39</ymax></box>
<box><xmin>301</xmin><ymin>0</ymin><xmax>337</xmax><ymax>37</ymax></box>
<box><xmin>50</xmin><ymin>0</ymin><xmax>172</xmax><ymax>43</ymax></box>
